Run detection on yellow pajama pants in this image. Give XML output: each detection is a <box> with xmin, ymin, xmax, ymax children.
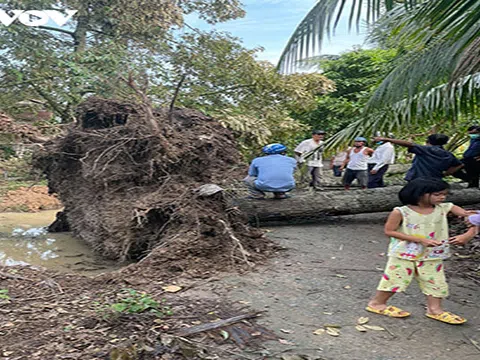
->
<box><xmin>377</xmin><ymin>257</ymin><xmax>449</xmax><ymax>298</ymax></box>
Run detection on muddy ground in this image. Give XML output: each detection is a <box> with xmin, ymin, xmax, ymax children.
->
<box><xmin>0</xmin><ymin>184</ymin><xmax>61</xmax><ymax>212</ymax></box>
<box><xmin>186</xmin><ymin>213</ymin><xmax>480</xmax><ymax>360</ymax></box>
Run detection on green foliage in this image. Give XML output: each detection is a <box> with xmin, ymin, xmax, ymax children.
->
<box><xmin>0</xmin><ymin>0</ymin><xmax>245</xmax><ymax>121</ymax></box>
<box><xmin>155</xmin><ymin>30</ymin><xmax>333</xmax><ymax>159</ymax></box>
<box><xmin>0</xmin><ymin>145</ymin><xmax>16</xmax><ymax>160</ymax></box>
<box><xmin>280</xmin><ymin>0</ymin><xmax>480</xmax><ymax>131</ymax></box>
<box><xmin>0</xmin><ymin>289</ymin><xmax>10</xmax><ymax>302</ymax></box>
<box><xmin>0</xmin><ymin>2</ymin><xmax>334</xmax><ymax>160</ymax></box>
<box><xmin>0</xmin><ymin>154</ymin><xmax>35</xmax><ymax>179</ymax></box>
<box><xmin>295</xmin><ymin>48</ymin><xmax>396</xmax><ymax>135</ymax></box>
<box><xmin>94</xmin><ymin>289</ymin><xmax>172</xmax><ymax>320</ymax></box>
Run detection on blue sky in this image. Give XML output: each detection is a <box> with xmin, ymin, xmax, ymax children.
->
<box><xmin>186</xmin><ymin>0</ymin><xmax>367</xmax><ymax>65</ymax></box>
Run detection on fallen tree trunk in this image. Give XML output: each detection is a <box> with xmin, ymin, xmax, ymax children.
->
<box><xmin>386</xmin><ymin>164</ymin><xmax>410</xmax><ymax>175</ymax></box>
<box><xmin>236</xmin><ymin>186</ymin><xmax>480</xmax><ymax>226</ymax></box>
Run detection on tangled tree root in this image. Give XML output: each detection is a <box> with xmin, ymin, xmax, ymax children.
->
<box><xmin>34</xmin><ymin>97</ymin><xmax>275</xmax><ymax>276</ymax></box>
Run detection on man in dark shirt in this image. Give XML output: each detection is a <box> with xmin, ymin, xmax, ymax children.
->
<box><xmin>374</xmin><ymin>134</ymin><xmax>462</xmax><ymax>181</ymax></box>
<box><xmin>461</xmin><ymin>125</ymin><xmax>480</xmax><ymax>187</ymax></box>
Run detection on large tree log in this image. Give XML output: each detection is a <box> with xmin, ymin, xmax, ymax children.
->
<box><xmin>236</xmin><ymin>186</ymin><xmax>480</xmax><ymax>226</ymax></box>
<box><xmin>386</xmin><ymin>164</ymin><xmax>410</xmax><ymax>175</ymax></box>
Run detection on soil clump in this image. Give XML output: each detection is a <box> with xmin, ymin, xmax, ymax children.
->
<box><xmin>0</xmin><ymin>185</ymin><xmax>62</xmax><ymax>212</ymax></box>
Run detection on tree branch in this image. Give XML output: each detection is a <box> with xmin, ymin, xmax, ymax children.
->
<box><xmin>36</xmin><ymin>25</ymin><xmax>74</xmax><ymax>37</ymax></box>
<box><xmin>199</xmin><ymin>84</ymin><xmax>255</xmax><ymax>97</ymax></box>
<box><xmin>29</xmin><ymin>82</ymin><xmax>74</xmax><ymax>123</ymax></box>
<box><xmin>119</xmin><ymin>74</ymin><xmax>160</xmax><ymax>134</ymax></box>
<box><xmin>169</xmin><ymin>74</ymin><xmax>187</xmax><ymax>121</ymax></box>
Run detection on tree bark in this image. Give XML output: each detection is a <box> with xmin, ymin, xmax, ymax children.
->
<box><xmin>73</xmin><ymin>6</ymin><xmax>89</xmax><ymax>53</ymax></box>
<box><xmin>386</xmin><ymin>164</ymin><xmax>410</xmax><ymax>175</ymax></box>
<box><xmin>235</xmin><ymin>186</ymin><xmax>480</xmax><ymax>226</ymax></box>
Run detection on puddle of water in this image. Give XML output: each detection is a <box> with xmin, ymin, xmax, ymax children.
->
<box><xmin>0</xmin><ymin>210</ymin><xmax>124</xmax><ymax>275</ymax></box>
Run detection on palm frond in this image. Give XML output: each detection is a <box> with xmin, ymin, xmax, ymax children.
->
<box><xmin>453</xmin><ymin>37</ymin><xmax>480</xmax><ymax>79</ymax></box>
<box><xmin>366</xmin><ymin>40</ymin><xmax>457</xmax><ymax>110</ymax></box>
<box><xmin>360</xmin><ymin>0</ymin><xmax>480</xmax><ymax>111</ymax></box>
<box><xmin>325</xmin><ymin>72</ymin><xmax>480</xmax><ymax>150</ymax></box>
<box><xmin>392</xmin><ymin>72</ymin><xmax>480</xmax><ymax>122</ymax></box>
<box><xmin>277</xmin><ymin>0</ymin><xmax>419</xmax><ymax>73</ymax></box>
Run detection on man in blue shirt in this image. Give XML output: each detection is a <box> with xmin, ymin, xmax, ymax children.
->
<box><xmin>244</xmin><ymin>143</ymin><xmax>297</xmax><ymax>199</ymax></box>
<box><xmin>374</xmin><ymin>134</ymin><xmax>462</xmax><ymax>181</ymax></box>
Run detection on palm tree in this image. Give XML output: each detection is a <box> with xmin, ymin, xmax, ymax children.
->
<box><xmin>279</xmin><ymin>1</ymin><xmax>480</xmax><ymax>146</ymax></box>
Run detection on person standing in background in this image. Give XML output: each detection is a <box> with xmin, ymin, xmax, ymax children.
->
<box><xmin>460</xmin><ymin>125</ymin><xmax>480</xmax><ymax>188</ymax></box>
<box><xmin>368</xmin><ymin>138</ymin><xmax>396</xmax><ymax>188</ymax></box>
<box><xmin>295</xmin><ymin>130</ymin><xmax>326</xmax><ymax>190</ymax></box>
<box><xmin>341</xmin><ymin>137</ymin><xmax>374</xmax><ymax>190</ymax></box>
<box><xmin>330</xmin><ymin>149</ymin><xmax>349</xmax><ymax>177</ymax></box>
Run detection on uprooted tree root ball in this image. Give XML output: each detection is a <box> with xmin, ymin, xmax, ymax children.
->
<box><xmin>34</xmin><ymin>97</ymin><xmax>275</xmax><ymax>275</ymax></box>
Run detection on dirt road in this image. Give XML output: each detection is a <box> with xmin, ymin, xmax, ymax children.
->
<box><xmin>197</xmin><ymin>213</ymin><xmax>480</xmax><ymax>359</ymax></box>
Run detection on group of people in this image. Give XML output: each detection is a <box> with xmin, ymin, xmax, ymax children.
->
<box><xmin>244</xmin><ymin>126</ymin><xmax>480</xmax><ymax>325</ymax></box>
<box><xmin>244</xmin><ymin>126</ymin><xmax>480</xmax><ymax>199</ymax></box>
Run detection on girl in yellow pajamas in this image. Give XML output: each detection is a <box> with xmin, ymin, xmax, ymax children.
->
<box><xmin>367</xmin><ymin>177</ymin><xmax>478</xmax><ymax>324</ymax></box>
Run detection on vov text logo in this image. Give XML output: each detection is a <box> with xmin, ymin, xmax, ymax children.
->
<box><xmin>0</xmin><ymin>10</ymin><xmax>78</xmax><ymax>27</ymax></box>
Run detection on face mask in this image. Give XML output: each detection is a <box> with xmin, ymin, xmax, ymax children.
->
<box><xmin>376</xmin><ymin>141</ymin><xmax>384</xmax><ymax>145</ymax></box>
<box><xmin>469</xmin><ymin>134</ymin><xmax>480</xmax><ymax>140</ymax></box>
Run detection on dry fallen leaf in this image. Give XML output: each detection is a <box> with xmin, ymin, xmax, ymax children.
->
<box><xmin>326</xmin><ymin>327</ymin><xmax>340</xmax><ymax>337</ymax></box>
<box><xmin>162</xmin><ymin>285</ymin><xmax>182</xmax><ymax>293</ymax></box>
<box><xmin>357</xmin><ymin>317</ymin><xmax>369</xmax><ymax>325</ymax></box>
<box><xmin>313</xmin><ymin>328</ymin><xmax>325</xmax><ymax>335</ymax></box>
<box><xmin>279</xmin><ymin>339</ymin><xmax>295</xmax><ymax>345</ymax></box>
<box><xmin>363</xmin><ymin>325</ymin><xmax>385</xmax><ymax>331</ymax></box>
<box><xmin>281</xmin><ymin>355</ymin><xmax>309</xmax><ymax>360</ymax></box>
<box><xmin>355</xmin><ymin>325</ymin><xmax>368</xmax><ymax>332</ymax></box>
<box><xmin>142</xmin><ymin>345</ymin><xmax>155</xmax><ymax>352</ymax></box>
